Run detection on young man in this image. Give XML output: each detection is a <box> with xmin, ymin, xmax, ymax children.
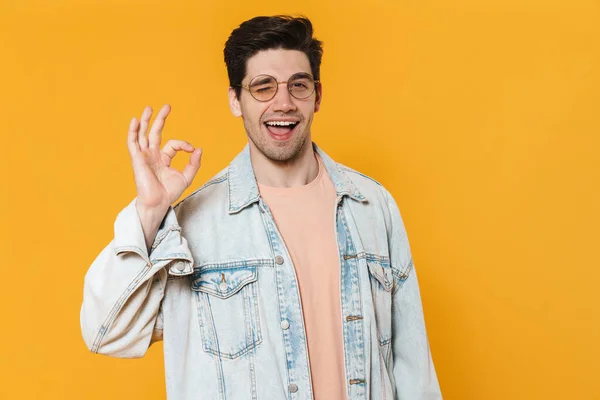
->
<box><xmin>80</xmin><ymin>15</ymin><xmax>442</xmax><ymax>400</ymax></box>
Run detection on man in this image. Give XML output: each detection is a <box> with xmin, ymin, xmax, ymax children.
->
<box><xmin>80</xmin><ymin>15</ymin><xmax>442</xmax><ymax>400</ymax></box>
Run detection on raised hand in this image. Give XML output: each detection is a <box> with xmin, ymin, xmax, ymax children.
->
<box><xmin>127</xmin><ymin>104</ymin><xmax>202</xmax><ymax>248</ymax></box>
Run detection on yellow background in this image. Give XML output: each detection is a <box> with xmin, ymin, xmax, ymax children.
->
<box><xmin>1</xmin><ymin>0</ymin><xmax>599</xmax><ymax>399</ymax></box>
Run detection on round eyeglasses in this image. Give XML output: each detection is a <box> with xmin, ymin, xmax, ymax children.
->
<box><xmin>236</xmin><ymin>72</ymin><xmax>319</xmax><ymax>102</ymax></box>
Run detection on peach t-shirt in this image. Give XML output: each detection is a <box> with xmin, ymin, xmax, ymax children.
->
<box><xmin>258</xmin><ymin>153</ymin><xmax>347</xmax><ymax>400</ymax></box>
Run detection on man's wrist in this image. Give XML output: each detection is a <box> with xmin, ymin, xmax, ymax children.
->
<box><xmin>135</xmin><ymin>201</ymin><xmax>170</xmax><ymax>250</ymax></box>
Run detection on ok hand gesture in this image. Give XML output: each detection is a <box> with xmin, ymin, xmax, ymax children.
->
<box><xmin>127</xmin><ymin>105</ymin><xmax>202</xmax><ymax>248</ymax></box>
<box><xmin>127</xmin><ymin>104</ymin><xmax>202</xmax><ymax>210</ymax></box>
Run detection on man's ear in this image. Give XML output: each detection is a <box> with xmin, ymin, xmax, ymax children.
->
<box><xmin>228</xmin><ymin>87</ymin><xmax>242</xmax><ymax>117</ymax></box>
<box><xmin>314</xmin><ymin>82</ymin><xmax>322</xmax><ymax>113</ymax></box>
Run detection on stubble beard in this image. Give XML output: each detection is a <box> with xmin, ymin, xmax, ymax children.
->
<box><xmin>244</xmin><ymin>119</ymin><xmax>310</xmax><ymax>163</ymax></box>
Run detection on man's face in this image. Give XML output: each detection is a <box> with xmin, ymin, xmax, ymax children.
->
<box><xmin>229</xmin><ymin>49</ymin><xmax>322</xmax><ymax>162</ymax></box>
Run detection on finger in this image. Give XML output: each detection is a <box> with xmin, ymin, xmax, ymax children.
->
<box><xmin>127</xmin><ymin>117</ymin><xmax>140</xmax><ymax>156</ymax></box>
<box><xmin>148</xmin><ymin>104</ymin><xmax>171</xmax><ymax>149</ymax></box>
<box><xmin>161</xmin><ymin>139</ymin><xmax>195</xmax><ymax>159</ymax></box>
<box><xmin>138</xmin><ymin>106</ymin><xmax>153</xmax><ymax>149</ymax></box>
<box><xmin>182</xmin><ymin>148</ymin><xmax>203</xmax><ymax>187</ymax></box>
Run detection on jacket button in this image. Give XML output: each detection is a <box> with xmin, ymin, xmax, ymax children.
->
<box><xmin>280</xmin><ymin>320</ymin><xmax>290</xmax><ymax>330</ymax></box>
<box><xmin>219</xmin><ymin>282</ymin><xmax>228</xmax><ymax>291</ymax></box>
<box><xmin>175</xmin><ymin>261</ymin><xmax>186</xmax><ymax>272</ymax></box>
<box><xmin>275</xmin><ymin>255</ymin><xmax>284</xmax><ymax>265</ymax></box>
<box><xmin>289</xmin><ymin>383</ymin><xmax>298</xmax><ymax>393</ymax></box>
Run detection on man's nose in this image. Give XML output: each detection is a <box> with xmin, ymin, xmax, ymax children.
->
<box><xmin>271</xmin><ymin>83</ymin><xmax>297</xmax><ymax>113</ymax></box>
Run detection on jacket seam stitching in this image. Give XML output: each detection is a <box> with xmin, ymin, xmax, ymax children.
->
<box><xmin>391</xmin><ymin>258</ymin><xmax>414</xmax><ymax>295</ymax></box>
<box><xmin>151</xmin><ymin>226</ymin><xmax>181</xmax><ymax>251</ymax></box>
<box><xmin>192</xmin><ymin>259</ymin><xmax>274</xmax><ymax>270</ymax></box>
<box><xmin>114</xmin><ymin>245</ymin><xmax>148</xmax><ymax>261</ymax></box>
<box><xmin>173</xmin><ymin>175</ymin><xmax>228</xmax><ymax>210</ymax></box>
<box><xmin>90</xmin><ymin>263</ymin><xmax>153</xmax><ymax>353</ymax></box>
<box><xmin>338</xmin><ymin>164</ymin><xmax>384</xmax><ymax>187</ymax></box>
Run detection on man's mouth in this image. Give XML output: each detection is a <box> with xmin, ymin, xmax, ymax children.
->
<box><xmin>263</xmin><ymin>120</ymin><xmax>300</xmax><ymax>137</ymax></box>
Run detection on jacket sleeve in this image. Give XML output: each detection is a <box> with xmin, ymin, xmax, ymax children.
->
<box><xmin>384</xmin><ymin>190</ymin><xmax>442</xmax><ymax>399</ymax></box>
<box><xmin>80</xmin><ymin>197</ymin><xmax>194</xmax><ymax>358</ymax></box>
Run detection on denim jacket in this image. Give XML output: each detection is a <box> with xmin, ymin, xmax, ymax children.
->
<box><xmin>80</xmin><ymin>143</ymin><xmax>442</xmax><ymax>400</ymax></box>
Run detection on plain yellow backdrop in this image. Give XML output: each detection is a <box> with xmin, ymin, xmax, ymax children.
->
<box><xmin>1</xmin><ymin>0</ymin><xmax>599</xmax><ymax>399</ymax></box>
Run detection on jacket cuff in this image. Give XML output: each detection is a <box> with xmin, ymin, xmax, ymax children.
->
<box><xmin>113</xmin><ymin>198</ymin><xmax>194</xmax><ymax>276</ymax></box>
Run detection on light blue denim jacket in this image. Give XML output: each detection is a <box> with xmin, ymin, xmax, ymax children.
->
<box><xmin>80</xmin><ymin>143</ymin><xmax>442</xmax><ymax>400</ymax></box>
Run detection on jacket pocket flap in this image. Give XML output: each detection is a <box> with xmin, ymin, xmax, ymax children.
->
<box><xmin>191</xmin><ymin>266</ymin><xmax>257</xmax><ymax>299</ymax></box>
<box><xmin>367</xmin><ymin>261</ymin><xmax>393</xmax><ymax>292</ymax></box>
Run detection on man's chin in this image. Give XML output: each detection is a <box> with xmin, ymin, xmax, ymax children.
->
<box><xmin>252</xmin><ymin>137</ymin><xmax>307</xmax><ymax>163</ymax></box>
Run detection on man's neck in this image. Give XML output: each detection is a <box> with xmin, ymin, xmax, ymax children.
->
<box><xmin>250</xmin><ymin>140</ymin><xmax>319</xmax><ymax>188</ymax></box>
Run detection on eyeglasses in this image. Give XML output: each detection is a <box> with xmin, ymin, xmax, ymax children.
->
<box><xmin>236</xmin><ymin>72</ymin><xmax>319</xmax><ymax>102</ymax></box>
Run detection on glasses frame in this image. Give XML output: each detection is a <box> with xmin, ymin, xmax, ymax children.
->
<box><xmin>235</xmin><ymin>72</ymin><xmax>320</xmax><ymax>102</ymax></box>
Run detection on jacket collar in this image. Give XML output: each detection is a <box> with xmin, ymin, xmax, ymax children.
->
<box><xmin>227</xmin><ymin>142</ymin><xmax>366</xmax><ymax>214</ymax></box>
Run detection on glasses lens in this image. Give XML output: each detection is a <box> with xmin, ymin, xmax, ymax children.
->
<box><xmin>288</xmin><ymin>73</ymin><xmax>315</xmax><ymax>99</ymax></box>
<box><xmin>249</xmin><ymin>75</ymin><xmax>277</xmax><ymax>101</ymax></box>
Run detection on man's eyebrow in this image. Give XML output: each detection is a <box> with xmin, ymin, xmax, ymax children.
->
<box><xmin>250</xmin><ymin>76</ymin><xmax>273</xmax><ymax>87</ymax></box>
<box><xmin>291</xmin><ymin>72</ymin><xmax>312</xmax><ymax>78</ymax></box>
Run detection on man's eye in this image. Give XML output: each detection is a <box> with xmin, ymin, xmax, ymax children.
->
<box><xmin>255</xmin><ymin>86</ymin><xmax>274</xmax><ymax>93</ymax></box>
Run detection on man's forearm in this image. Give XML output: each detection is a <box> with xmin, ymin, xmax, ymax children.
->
<box><xmin>136</xmin><ymin>202</ymin><xmax>170</xmax><ymax>251</ymax></box>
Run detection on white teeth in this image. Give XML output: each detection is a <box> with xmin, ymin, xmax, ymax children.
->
<box><xmin>265</xmin><ymin>121</ymin><xmax>297</xmax><ymax>126</ymax></box>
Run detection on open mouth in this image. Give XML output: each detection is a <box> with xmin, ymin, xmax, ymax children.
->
<box><xmin>264</xmin><ymin>120</ymin><xmax>299</xmax><ymax>137</ymax></box>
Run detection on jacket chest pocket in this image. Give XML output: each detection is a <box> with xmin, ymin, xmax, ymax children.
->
<box><xmin>367</xmin><ymin>261</ymin><xmax>393</xmax><ymax>348</ymax></box>
<box><xmin>191</xmin><ymin>264</ymin><xmax>262</xmax><ymax>359</ymax></box>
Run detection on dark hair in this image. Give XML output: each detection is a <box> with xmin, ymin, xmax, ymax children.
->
<box><xmin>224</xmin><ymin>15</ymin><xmax>323</xmax><ymax>99</ymax></box>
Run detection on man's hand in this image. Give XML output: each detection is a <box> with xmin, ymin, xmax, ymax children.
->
<box><xmin>127</xmin><ymin>104</ymin><xmax>202</xmax><ymax>249</ymax></box>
